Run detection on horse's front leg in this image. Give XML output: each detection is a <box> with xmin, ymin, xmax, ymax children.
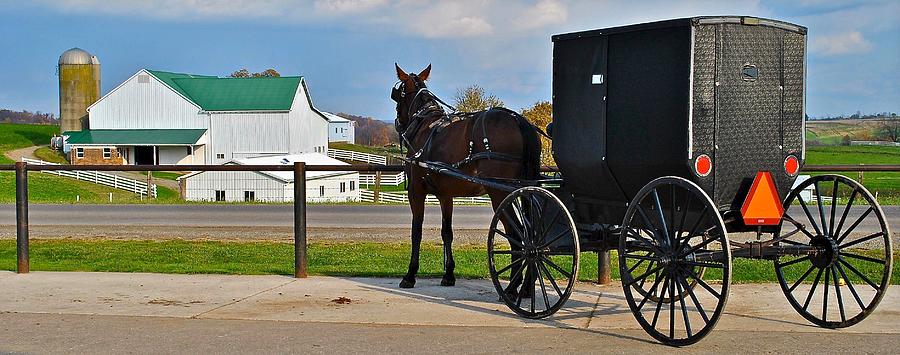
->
<box><xmin>400</xmin><ymin>190</ymin><xmax>426</xmax><ymax>289</ymax></box>
<box><xmin>438</xmin><ymin>196</ymin><xmax>455</xmax><ymax>286</ymax></box>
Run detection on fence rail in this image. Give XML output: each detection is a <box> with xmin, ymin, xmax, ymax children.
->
<box><xmin>360</xmin><ymin>172</ymin><xmax>406</xmax><ymax>186</ymax></box>
<box><xmin>327</xmin><ymin>149</ymin><xmax>388</xmax><ymax>165</ymax></box>
<box><xmin>21</xmin><ymin>158</ymin><xmax>157</xmax><ymax>197</ymax></box>
<box><xmin>359</xmin><ymin>189</ymin><xmax>491</xmax><ymax>205</ymax></box>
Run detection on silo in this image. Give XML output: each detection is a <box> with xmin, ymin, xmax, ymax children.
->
<box><xmin>58</xmin><ymin>48</ymin><xmax>100</xmax><ymax>132</ymax></box>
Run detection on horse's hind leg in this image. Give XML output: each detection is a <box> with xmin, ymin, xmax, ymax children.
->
<box><xmin>400</xmin><ymin>191</ymin><xmax>426</xmax><ymax>289</ymax></box>
<box><xmin>438</xmin><ymin>196</ymin><xmax>456</xmax><ymax>286</ymax></box>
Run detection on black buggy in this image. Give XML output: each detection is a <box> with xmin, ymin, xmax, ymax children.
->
<box><xmin>420</xmin><ymin>16</ymin><xmax>893</xmax><ymax>345</ymax></box>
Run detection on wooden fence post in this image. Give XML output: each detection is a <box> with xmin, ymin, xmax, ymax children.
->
<box><xmin>374</xmin><ymin>171</ymin><xmax>382</xmax><ymax>203</ymax></box>
<box><xmin>15</xmin><ymin>162</ymin><xmax>29</xmax><ymax>274</ymax></box>
<box><xmin>294</xmin><ymin>162</ymin><xmax>308</xmax><ymax>278</ymax></box>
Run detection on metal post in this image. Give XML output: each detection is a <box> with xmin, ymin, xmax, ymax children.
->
<box><xmin>374</xmin><ymin>171</ymin><xmax>382</xmax><ymax>203</ymax></box>
<box><xmin>15</xmin><ymin>162</ymin><xmax>29</xmax><ymax>274</ymax></box>
<box><xmin>293</xmin><ymin>162</ymin><xmax>308</xmax><ymax>278</ymax></box>
<box><xmin>597</xmin><ymin>251</ymin><xmax>611</xmax><ymax>285</ymax></box>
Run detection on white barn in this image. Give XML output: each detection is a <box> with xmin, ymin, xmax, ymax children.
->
<box><xmin>323</xmin><ymin>111</ymin><xmax>355</xmax><ymax>144</ymax></box>
<box><xmin>65</xmin><ymin>69</ymin><xmax>329</xmax><ymax>165</ymax></box>
<box><xmin>178</xmin><ymin>153</ymin><xmax>359</xmax><ymax>203</ymax></box>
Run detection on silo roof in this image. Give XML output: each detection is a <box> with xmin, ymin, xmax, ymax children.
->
<box><xmin>59</xmin><ymin>48</ymin><xmax>99</xmax><ymax>65</ymax></box>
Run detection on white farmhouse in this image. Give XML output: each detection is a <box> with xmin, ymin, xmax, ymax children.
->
<box><xmin>178</xmin><ymin>153</ymin><xmax>359</xmax><ymax>202</ymax></box>
<box><xmin>64</xmin><ymin>69</ymin><xmax>329</xmax><ymax>165</ymax></box>
<box><xmin>322</xmin><ymin>111</ymin><xmax>355</xmax><ymax>144</ymax></box>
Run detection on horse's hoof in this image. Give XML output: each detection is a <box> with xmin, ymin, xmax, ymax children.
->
<box><xmin>399</xmin><ymin>278</ymin><xmax>416</xmax><ymax>288</ymax></box>
<box><xmin>440</xmin><ymin>277</ymin><xmax>456</xmax><ymax>287</ymax></box>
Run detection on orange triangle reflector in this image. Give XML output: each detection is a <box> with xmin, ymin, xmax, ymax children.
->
<box><xmin>741</xmin><ymin>171</ymin><xmax>784</xmax><ymax>226</ymax></box>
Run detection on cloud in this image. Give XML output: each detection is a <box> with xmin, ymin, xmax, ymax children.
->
<box><xmin>314</xmin><ymin>0</ymin><xmax>388</xmax><ymax>14</ymax></box>
<box><xmin>812</xmin><ymin>31</ymin><xmax>873</xmax><ymax>55</ymax></box>
<box><xmin>516</xmin><ymin>0</ymin><xmax>567</xmax><ymax>31</ymax></box>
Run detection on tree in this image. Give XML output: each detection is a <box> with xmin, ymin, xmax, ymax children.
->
<box><xmin>454</xmin><ymin>85</ymin><xmax>504</xmax><ymax>112</ymax></box>
<box><xmin>876</xmin><ymin>118</ymin><xmax>900</xmax><ymax>142</ymax></box>
<box><xmin>521</xmin><ymin>101</ymin><xmax>554</xmax><ymax>166</ymax></box>
<box><xmin>229</xmin><ymin>68</ymin><xmax>281</xmax><ymax>78</ymax></box>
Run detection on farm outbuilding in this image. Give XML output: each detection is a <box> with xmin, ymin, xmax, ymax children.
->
<box><xmin>323</xmin><ymin>111</ymin><xmax>355</xmax><ymax>144</ymax></box>
<box><xmin>178</xmin><ymin>153</ymin><xmax>359</xmax><ymax>203</ymax></box>
<box><xmin>64</xmin><ymin>69</ymin><xmax>329</xmax><ymax>165</ymax></box>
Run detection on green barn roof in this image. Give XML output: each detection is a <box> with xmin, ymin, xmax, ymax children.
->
<box><xmin>145</xmin><ymin>70</ymin><xmax>302</xmax><ymax>112</ymax></box>
<box><xmin>64</xmin><ymin>129</ymin><xmax>207</xmax><ymax>145</ymax></box>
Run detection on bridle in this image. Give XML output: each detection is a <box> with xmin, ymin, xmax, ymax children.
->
<box><xmin>392</xmin><ymin>74</ymin><xmax>449</xmax><ymax>153</ymax></box>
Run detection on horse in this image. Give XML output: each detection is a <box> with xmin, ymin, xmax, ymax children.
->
<box><xmin>391</xmin><ymin>63</ymin><xmax>542</xmax><ymax>289</ymax></box>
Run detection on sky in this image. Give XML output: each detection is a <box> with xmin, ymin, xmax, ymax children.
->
<box><xmin>0</xmin><ymin>0</ymin><xmax>897</xmax><ymax>121</ymax></box>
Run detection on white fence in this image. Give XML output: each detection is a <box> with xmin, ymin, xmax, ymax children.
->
<box><xmin>359</xmin><ymin>189</ymin><xmax>491</xmax><ymax>205</ymax></box>
<box><xmin>22</xmin><ymin>158</ymin><xmax>157</xmax><ymax>197</ymax></box>
<box><xmin>327</xmin><ymin>149</ymin><xmax>388</xmax><ymax>165</ymax></box>
<box><xmin>359</xmin><ymin>172</ymin><xmax>406</xmax><ymax>186</ymax></box>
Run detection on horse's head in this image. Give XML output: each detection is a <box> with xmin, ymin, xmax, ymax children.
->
<box><xmin>392</xmin><ymin>63</ymin><xmax>431</xmax><ymax>134</ymax></box>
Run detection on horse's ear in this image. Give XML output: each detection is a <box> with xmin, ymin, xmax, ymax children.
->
<box><xmin>418</xmin><ymin>64</ymin><xmax>431</xmax><ymax>81</ymax></box>
<box><xmin>395</xmin><ymin>63</ymin><xmax>410</xmax><ymax>81</ymax></box>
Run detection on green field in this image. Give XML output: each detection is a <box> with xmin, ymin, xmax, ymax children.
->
<box><xmin>1</xmin><ymin>240</ymin><xmax>896</xmax><ymax>284</ymax></box>
<box><xmin>329</xmin><ymin>142</ymin><xmax>402</xmax><ymax>157</ymax></box>
<box><xmin>805</xmin><ymin>145</ymin><xmax>900</xmax><ymax>203</ymax></box>
<box><xmin>33</xmin><ymin>146</ymin><xmax>68</xmax><ymax>164</ymax></box>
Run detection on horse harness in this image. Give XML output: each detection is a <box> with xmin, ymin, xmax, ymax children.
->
<box><xmin>393</xmin><ymin>79</ymin><xmax>522</xmax><ymax>170</ymax></box>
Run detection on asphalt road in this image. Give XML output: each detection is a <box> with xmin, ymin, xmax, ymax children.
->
<box><xmin>2</xmin><ymin>313</ymin><xmax>897</xmax><ymax>354</ymax></box>
<box><xmin>1</xmin><ymin>204</ymin><xmax>897</xmax><ymax>231</ymax></box>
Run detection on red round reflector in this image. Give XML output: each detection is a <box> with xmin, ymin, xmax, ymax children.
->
<box><xmin>784</xmin><ymin>155</ymin><xmax>799</xmax><ymax>176</ymax></box>
<box><xmin>695</xmin><ymin>154</ymin><xmax>712</xmax><ymax>177</ymax></box>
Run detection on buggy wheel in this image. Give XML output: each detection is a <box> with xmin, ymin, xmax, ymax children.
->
<box><xmin>488</xmin><ymin>186</ymin><xmax>579</xmax><ymax>319</ymax></box>
<box><xmin>619</xmin><ymin>176</ymin><xmax>731</xmax><ymax>346</ymax></box>
<box><xmin>775</xmin><ymin>174</ymin><xmax>892</xmax><ymax>328</ymax></box>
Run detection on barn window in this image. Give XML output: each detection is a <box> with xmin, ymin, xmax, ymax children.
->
<box><xmin>216</xmin><ymin>153</ymin><xmax>225</xmax><ymax>159</ymax></box>
<box><xmin>335</xmin><ymin>128</ymin><xmax>339</xmax><ymax>133</ymax></box>
<box><xmin>103</xmin><ymin>147</ymin><xmax>111</xmax><ymax>159</ymax></box>
<box><xmin>244</xmin><ymin>191</ymin><xmax>255</xmax><ymax>202</ymax></box>
<box><xmin>76</xmin><ymin>147</ymin><xmax>84</xmax><ymax>158</ymax></box>
<box><xmin>350</xmin><ymin>181</ymin><xmax>355</xmax><ymax>191</ymax></box>
<box><xmin>340</xmin><ymin>182</ymin><xmax>346</xmax><ymax>193</ymax></box>
<box><xmin>186</xmin><ymin>147</ymin><xmax>192</xmax><ymax>155</ymax></box>
<box><xmin>215</xmin><ymin>190</ymin><xmax>226</xmax><ymax>201</ymax></box>
<box><xmin>319</xmin><ymin>186</ymin><xmax>325</xmax><ymax>197</ymax></box>
<box><xmin>138</xmin><ymin>74</ymin><xmax>150</xmax><ymax>83</ymax></box>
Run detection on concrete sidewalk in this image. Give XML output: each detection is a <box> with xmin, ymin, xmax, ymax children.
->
<box><xmin>1</xmin><ymin>271</ymin><xmax>898</xmax><ymax>335</ymax></box>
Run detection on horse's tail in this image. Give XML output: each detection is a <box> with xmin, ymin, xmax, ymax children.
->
<box><xmin>492</xmin><ymin>107</ymin><xmax>542</xmax><ymax>180</ymax></box>
<box><xmin>517</xmin><ymin>114</ymin><xmax>542</xmax><ymax>180</ymax></box>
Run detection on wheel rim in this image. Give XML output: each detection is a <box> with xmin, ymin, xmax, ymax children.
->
<box><xmin>619</xmin><ymin>177</ymin><xmax>731</xmax><ymax>346</ymax></box>
<box><xmin>488</xmin><ymin>187</ymin><xmax>580</xmax><ymax>319</ymax></box>
<box><xmin>775</xmin><ymin>174</ymin><xmax>893</xmax><ymax>328</ymax></box>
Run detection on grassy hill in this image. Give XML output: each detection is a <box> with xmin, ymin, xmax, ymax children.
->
<box><xmin>806</xmin><ymin>118</ymin><xmax>892</xmax><ymax>145</ymax></box>
<box><xmin>806</xmin><ymin>145</ymin><xmax>900</xmax><ymax>201</ymax></box>
<box><xmin>0</xmin><ymin>123</ymin><xmax>178</xmax><ymax>203</ymax></box>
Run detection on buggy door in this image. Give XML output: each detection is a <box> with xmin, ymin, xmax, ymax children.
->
<box><xmin>713</xmin><ymin>23</ymin><xmax>787</xmax><ymax>209</ymax></box>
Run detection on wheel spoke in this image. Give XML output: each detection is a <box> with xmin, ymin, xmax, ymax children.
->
<box><xmin>841</xmin><ymin>252</ymin><xmax>885</xmax><ymax>265</ymax></box>
<box><xmin>538</xmin><ymin>227</ymin><xmax>571</xmax><ymax>249</ymax></box>
<box><xmin>782</xmin><ymin>213</ymin><xmax>817</xmax><ymax>239</ymax></box>
<box><xmin>678</xmin><ymin>271</ymin><xmax>709</xmax><ymax>323</ymax></box>
<box><xmin>493</xmin><ymin>228</ymin><xmax>524</xmax><ymax>249</ymax></box>
<box><xmin>837</xmin><ymin>207</ymin><xmax>874</xmax><ymax>244</ymax></box>
<box><xmin>535</xmin><ymin>262</ymin><xmax>552</xmax><ymax>310</ymax></box>
<box><xmin>680</xmin><ymin>265</ymin><xmax>721</xmax><ymax>299</ymax></box>
<box><xmin>778</xmin><ymin>255</ymin><xmax>811</xmax><ymax>269</ymax></box>
<box><xmin>681</xmin><ymin>205</ymin><xmax>710</xmax><ymax>243</ymax></box>
<box><xmin>624</xmin><ymin>253</ymin><xmax>660</xmax><ymax>262</ymax></box>
<box><xmin>681</xmin><ymin>260</ymin><xmax>724</xmax><ymax>269</ymax></box>
<box><xmin>678</xmin><ymin>234</ymin><xmax>721</xmax><ymax>258</ymax></box>
<box><xmin>638</xmin><ymin>260</ymin><xmax>657</xmax><ymax>289</ymax></box>
<box><xmin>675</xmin><ymin>189</ymin><xmax>693</xmax><ymax>241</ymax></box>
<box><xmin>833</xmin><ymin>189</ymin><xmax>859</xmax><ymax>239</ymax></box>
<box><xmin>798</xmin><ymin>194</ymin><xmax>823</xmax><ymax>237</ymax></box>
<box><xmin>495</xmin><ymin>255</ymin><xmax>525</xmax><ymax>275</ymax></box>
<box><xmin>624</xmin><ymin>263</ymin><xmax>665</xmax><ymax>287</ymax></box>
<box><xmin>636</xmin><ymin>204</ymin><xmax>662</xmax><ymax>243</ymax></box>
<box><xmin>831</xmin><ymin>266</ymin><xmax>846</xmax><ymax>322</ymax></box>
<box><xmin>802</xmin><ymin>268</ymin><xmax>823</xmax><ymax>311</ymax></box>
<box><xmin>814</xmin><ymin>181</ymin><xmax>829</xmax><ymax>237</ymax></box>
<box><xmin>676</xmin><ymin>270</ymin><xmax>693</xmax><ymax>338</ymax></box>
<box><xmin>839</xmin><ymin>232</ymin><xmax>884</xmax><ymax>250</ymax></box>
<box><xmin>540</xmin><ymin>255</ymin><xmax>573</xmax><ymax>280</ymax></box>
<box><xmin>829</xmin><ymin>180</ymin><xmax>839</xmax><ymax>238</ymax></box>
<box><xmin>651</xmin><ymin>275</ymin><xmax>670</xmax><ymax>328</ymax></box>
<box><xmin>627</xmin><ymin>256</ymin><xmax>648</xmax><ymax>273</ymax></box>
<box><xmin>651</xmin><ymin>189</ymin><xmax>671</xmax><ymax>242</ymax></box>
<box><xmin>537</xmin><ymin>260</ymin><xmax>564</xmax><ymax>298</ymax></box>
<box><xmin>789</xmin><ymin>264</ymin><xmax>816</xmax><ymax>292</ymax></box>
<box><xmin>835</xmin><ymin>262</ymin><xmax>866</xmax><ymax>310</ymax></box>
<box><xmin>637</xmin><ymin>272</ymin><xmax>666</xmax><ymax>311</ymax></box>
<box><xmin>838</xmin><ymin>257</ymin><xmax>881</xmax><ymax>290</ymax></box>
<box><xmin>822</xmin><ymin>266</ymin><xmax>830</xmax><ymax>322</ymax></box>
<box><xmin>669</xmin><ymin>269</ymin><xmax>676</xmax><ymax>339</ymax></box>
<box><xmin>491</xmin><ymin>249</ymin><xmax>524</xmax><ymax>255</ymax></box>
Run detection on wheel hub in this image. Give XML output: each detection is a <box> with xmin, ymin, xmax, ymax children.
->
<box><xmin>809</xmin><ymin>235</ymin><xmax>839</xmax><ymax>268</ymax></box>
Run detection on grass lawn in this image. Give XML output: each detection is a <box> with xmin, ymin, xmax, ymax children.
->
<box><xmin>0</xmin><ymin>123</ymin><xmax>58</xmax><ymax>164</ymax></box>
<box><xmin>151</xmin><ymin>171</ymin><xmax>185</xmax><ymax>180</ymax></box>
<box><xmin>329</xmin><ymin>142</ymin><xmax>402</xmax><ymax>157</ymax></box>
<box><xmin>33</xmin><ymin>146</ymin><xmax>68</xmax><ymax>164</ymax></box>
<box><xmin>0</xmin><ymin>171</ymin><xmax>181</xmax><ymax>204</ymax></box>
<box><xmin>806</xmin><ymin>145</ymin><xmax>900</xmax><ymax>203</ymax></box>
<box><xmin>1</xmin><ymin>240</ymin><xmax>897</xmax><ymax>284</ymax></box>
